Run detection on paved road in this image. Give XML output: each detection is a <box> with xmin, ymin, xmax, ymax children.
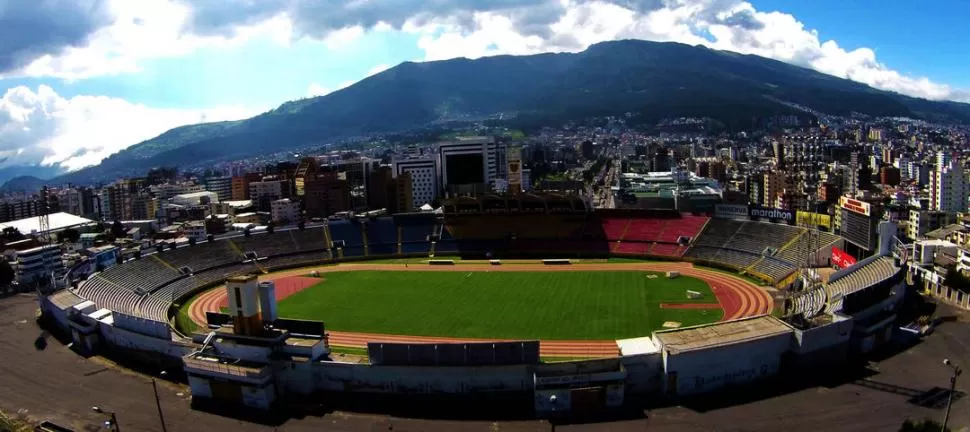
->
<box><xmin>1</xmin><ymin>293</ymin><xmax>968</xmax><ymax>431</ymax></box>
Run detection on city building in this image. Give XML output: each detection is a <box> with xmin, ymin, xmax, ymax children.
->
<box><xmin>204</xmin><ymin>177</ymin><xmax>234</xmax><ymax>201</ymax></box>
<box><xmin>171</xmin><ymin>191</ymin><xmax>220</xmax><ymax>207</ymax></box>
<box><xmin>335</xmin><ymin>157</ymin><xmax>376</xmax><ymax>211</ymax></box>
<box><xmin>908</xmin><ymin>209</ymin><xmax>957</xmax><ymax>240</ymax></box>
<box><xmin>131</xmin><ymin>194</ymin><xmax>158</xmax><ymax>220</ymax></box>
<box><xmin>232</xmin><ymin>175</ymin><xmax>252</xmax><ymax>200</ymax></box>
<box><xmin>438</xmin><ymin>136</ymin><xmax>506</xmax><ymax>197</ymax></box>
<box><xmin>249</xmin><ymin>179</ymin><xmax>287</xmax><ymax>211</ymax></box>
<box><xmin>879</xmin><ymin>166</ymin><xmax>901</xmax><ymax>186</ymax></box>
<box><xmin>294</xmin><ymin>157</ymin><xmax>319</xmax><ymax>197</ymax></box>
<box><xmin>930</xmin><ymin>152</ymin><xmax>969</xmax><ymax>213</ymax></box>
<box><xmin>304</xmin><ymin>173</ymin><xmax>351</xmax><ymax>218</ymax></box>
<box><xmin>393</xmin><ymin>158</ymin><xmax>438</xmax><ymax>210</ymax></box>
<box><xmin>270</xmin><ymin>198</ymin><xmax>300</xmax><ymax>224</ymax></box>
<box><xmin>367</xmin><ymin>166</ymin><xmax>412</xmax><ymax>214</ymax></box>
<box><xmin>13</xmin><ymin>244</ymin><xmax>64</xmax><ymax>285</ymax></box>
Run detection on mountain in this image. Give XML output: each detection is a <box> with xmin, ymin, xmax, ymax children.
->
<box><xmin>0</xmin><ymin>165</ymin><xmax>65</xmax><ymax>186</ymax></box>
<box><xmin>54</xmin><ymin>39</ymin><xmax>970</xmax><ymax>184</ymax></box>
<box><xmin>0</xmin><ymin>175</ymin><xmax>50</xmax><ymax>194</ymax></box>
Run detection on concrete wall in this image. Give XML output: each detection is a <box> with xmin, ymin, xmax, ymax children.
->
<box><xmin>663</xmin><ymin>331</ymin><xmax>792</xmax><ymax>396</ymax></box>
<box><xmin>620</xmin><ymin>354</ymin><xmax>663</xmax><ymax>394</ymax></box>
<box><xmin>311</xmin><ymin>362</ymin><xmax>533</xmax><ymax>394</ymax></box>
<box><xmin>188</xmin><ymin>375</ymin><xmax>213</xmax><ymax>398</ymax></box>
<box><xmin>791</xmin><ymin>318</ymin><xmax>852</xmax><ymax>354</ymax></box>
<box><xmin>39</xmin><ymin>297</ymin><xmax>71</xmax><ymax>331</ymax></box>
<box><xmin>99</xmin><ymin>324</ymin><xmax>192</xmax><ymax>359</ymax></box>
<box><xmin>112</xmin><ymin>312</ymin><xmax>172</xmax><ymax>339</ymax></box>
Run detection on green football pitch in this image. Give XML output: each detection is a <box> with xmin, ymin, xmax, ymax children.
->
<box><xmin>277</xmin><ymin>270</ymin><xmax>724</xmax><ymax>340</ymax></box>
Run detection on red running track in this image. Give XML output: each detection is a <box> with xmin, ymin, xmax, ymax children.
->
<box><xmin>187</xmin><ymin>262</ymin><xmax>773</xmax><ymax>357</ymax></box>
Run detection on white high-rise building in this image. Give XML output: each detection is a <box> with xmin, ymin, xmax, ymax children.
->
<box><xmin>393</xmin><ymin>158</ymin><xmax>438</xmax><ymax>210</ymax></box>
<box><xmin>931</xmin><ymin>151</ymin><xmax>968</xmax><ymax>213</ymax></box>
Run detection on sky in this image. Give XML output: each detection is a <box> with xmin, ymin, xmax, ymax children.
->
<box><xmin>0</xmin><ymin>0</ymin><xmax>968</xmax><ymax>174</ymax></box>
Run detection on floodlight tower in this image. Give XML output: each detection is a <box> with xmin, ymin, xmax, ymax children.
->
<box><xmin>39</xmin><ymin>186</ymin><xmax>52</xmax><ymax>246</ymax></box>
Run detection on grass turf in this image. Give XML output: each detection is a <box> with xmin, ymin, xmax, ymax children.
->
<box><xmin>276</xmin><ymin>270</ymin><xmax>723</xmax><ymax>340</ymax></box>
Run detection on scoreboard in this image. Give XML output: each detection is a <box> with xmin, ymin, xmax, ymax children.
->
<box><xmin>840</xmin><ymin>197</ymin><xmax>877</xmax><ymax>251</ymax></box>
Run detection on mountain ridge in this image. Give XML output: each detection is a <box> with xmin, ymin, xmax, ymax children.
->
<box><xmin>47</xmin><ymin>39</ymin><xmax>970</xmax><ymax>185</ymax></box>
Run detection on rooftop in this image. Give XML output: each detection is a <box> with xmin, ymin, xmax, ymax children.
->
<box><xmin>926</xmin><ymin>223</ymin><xmax>967</xmax><ymax>240</ymax></box>
<box><xmin>48</xmin><ymin>289</ymin><xmax>84</xmax><ymax>310</ymax></box>
<box><xmin>615</xmin><ymin>336</ymin><xmax>659</xmax><ymax>356</ymax></box>
<box><xmin>654</xmin><ymin>315</ymin><xmax>791</xmax><ymax>354</ymax></box>
<box><xmin>0</xmin><ymin>212</ymin><xmax>93</xmax><ymax>235</ymax></box>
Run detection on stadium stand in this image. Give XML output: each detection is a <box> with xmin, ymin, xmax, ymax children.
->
<box><xmin>365</xmin><ymin>217</ymin><xmax>398</xmax><ymax>255</ymax></box>
<box><xmin>157</xmin><ymin>241</ymin><xmax>240</xmax><ymax>271</ymax></box>
<box><xmin>328</xmin><ymin>220</ymin><xmax>365</xmax><ymax>246</ymax></box>
<box><xmin>789</xmin><ymin>287</ymin><xmax>827</xmax><ymax>318</ymax></box>
<box><xmin>686</xmin><ymin>245</ymin><xmax>760</xmax><ymax>269</ymax></box>
<box><xmin>776</xmin><ymin>230</ymin><xmax>842</xmax><ymax>266</ymax></box>
<box><xmin>825</xmin><ymin>256</ymin><xmax>901</xmax><ymax>314</ymax></box>
<box><xmin>76</xmin><ymin>276</ymin><xmax>144</xmax><ymax>317</ymax></box>
<box><xmin>97</xmin><ymin>258</ymin><xmax>181</xmax><ymax>294</ymax></box>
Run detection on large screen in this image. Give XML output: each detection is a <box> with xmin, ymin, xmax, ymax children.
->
<box><xmin>446</xmin><ymin>154</ymin><xmax>485</xmax><ymax>185</ymax></box>
<box><xmin>841</xmin><ymin>209</ymin><xmax>874</xmax><ymax>251</ymax></box>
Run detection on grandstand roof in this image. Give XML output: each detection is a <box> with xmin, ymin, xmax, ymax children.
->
<box><xmin>654</xmin><ymin>316</ymin><xmax>791</xmax><ymax>354</ymax></box>
<box><xmin>825</xmin><ymin>256</ymin><xmax>900</xmax><ymax>311</ymax></box>
<box><xmin>0</xmin><ymin>212</ymin><xmax>93</xmax><ymax>235</ymax></box>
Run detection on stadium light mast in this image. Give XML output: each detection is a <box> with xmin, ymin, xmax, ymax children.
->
<box><xmin>942</xmin><ymin>359</ymin><xmax>962</xmax><ymax>432</ymax></box>
<box><xmin>39</xmin><ymin>186</ymin><xmax>51</xmax><ymax>246</ymax></box>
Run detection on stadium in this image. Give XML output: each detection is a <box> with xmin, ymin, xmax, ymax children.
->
<box><xmin>38</xmin><ymin>193</ymin><xmax>909</xmax><ymax>415</ymax></box>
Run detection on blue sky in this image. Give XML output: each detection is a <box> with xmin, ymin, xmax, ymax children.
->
<box><xmin>758</xmin><ymin>0</ymin><xmax>970</xmax><ymax>88</ymax></box>
<box><xmin>0</xmin><ymin>0</ymin><xmax>967</xmax><ymax>172</ymax></box>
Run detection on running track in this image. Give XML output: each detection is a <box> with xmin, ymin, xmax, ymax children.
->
<box><xmin>187</xmin><ymin>262</ymin><xmax>772</xmax><ymax>357</ymax></box>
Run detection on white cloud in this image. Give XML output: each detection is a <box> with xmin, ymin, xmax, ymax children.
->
<box><xmin>6</xmin><ymin>0</ymin><xmax>294</xmax><ymax>80</ymax></box>
<box><xmin>3</xmin><ymin>0</ymin><xmax>968</xmax><ymax>103</ymax></box>
<box><xmin>306</xmin><ymin>82</ymin><xmax>330</xmax><ymax>97</ymax></box>
<box><xmin>367</xmin><ymin>63</ymin><xmax>391</xmax><ymax>76</ymax></box>
<box><xmin>0</xmin><ymin>85</ymin><xmax>260</xmax><ymax>171</ymax></box>
<box><xmin>401</xmin><ymin>0</ymin><xmax>970</xmax><ymax>103</ymax></box>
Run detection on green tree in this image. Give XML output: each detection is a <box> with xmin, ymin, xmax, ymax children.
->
<box><xmin>1</xmin><ymin>227</ymin><xmax>24</xmax><ymax>243</ymax></box>
<box><xmin>0</xmin><ymin>260</ymin><xmax>14</xmax><ymax>287</ymax></box>
<box><xmin>900</xmin><ymin>418</ymin><xmax>948</xmax><ymax>432</ymax></box>
<box><xmin>56</xmin><ymin>228</ymin><xmax>81</xmax><ymax>243</ymax></box>
<box><xmin>110</xmin><ymin>220</ymin><xmax>126</xmax><ymax>238</ymax></box>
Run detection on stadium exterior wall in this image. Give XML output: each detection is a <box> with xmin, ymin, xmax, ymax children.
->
<box><xmin>99</xmin><ymin>324</ymin><xmax>192</xmax><ymax>360</ymax></box>
<box><xmin>309</xmin><ymin>363</ymin><xmax>534</xmax><ymax>394</ymax></box>
<box><xmin>658</xmin><ymin>327</ymin><xmax>793</xmax><ymax>396</ymax></box>
<box><xmin>788</xmin><ymin>316</ymin><xmax>853</xmax><ymax>369</ymax></box>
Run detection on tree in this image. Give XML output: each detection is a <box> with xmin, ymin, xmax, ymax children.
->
<box><xmin>0</xmin><ymin>260</ymin><xmax>14</xmax><ymax>287</ymax></box>
<box><xmin>900</xmin><ymin>418</ymin><xmax>948</xmax><ymax>432</ymax></box>
<box><xmin>56</xmin><ymin>228</ymin><xmax>81</xmax><ymax>244</ymax></box>
<box><xmin>110</xmin><ymin>220</ymin><xmax>126</xmax><ymax>238</ymax></box>
<box><xmin>1</xmin><ymin>227</ymin><xmax>24</xmax><ymax>243</ymax></box>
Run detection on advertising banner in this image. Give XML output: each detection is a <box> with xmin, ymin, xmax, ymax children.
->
<box><xmin>749</xmin><ymin>206</ymin><xmax>795</xmax><ymax>224</ymax></box>
<box><xmin>840</xmin><ymin>196</ymin><xmax>871</xmax><ymax>217</ymax></box>
<box><xmin>507</xmin><ymin>146</ymin><xmax>522</xmax><ymax>193</ymax></box>
<box><xmin>831</xmin><ymin>247</ymin><xmax>857</xmax><ymax>269</ymax></box>
<box><xmin>714</xmin><ymin>203</ymin><xmax>749</xmax><ymax>220</ymax></box>
<box><xmin>796</xmin><ymin>211</ymin><xmax>832</xmax><ymax>229</ymax></box>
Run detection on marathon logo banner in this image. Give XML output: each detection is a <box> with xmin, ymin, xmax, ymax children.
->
<box><xmin>749</xmin><ymin>206</ymin><xmax>795</xmax><ymax>224</ymax></box>
<box><xmin>714</xmin><ymin>204</ymin><xmax>749</xmax><ymax>220</ymax></box>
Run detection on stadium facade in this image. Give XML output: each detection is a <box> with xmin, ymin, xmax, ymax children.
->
<box><xmin>39</xmin><ymin>195</ymin><xmax>909</xmax><ymax>415</ymax></box>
